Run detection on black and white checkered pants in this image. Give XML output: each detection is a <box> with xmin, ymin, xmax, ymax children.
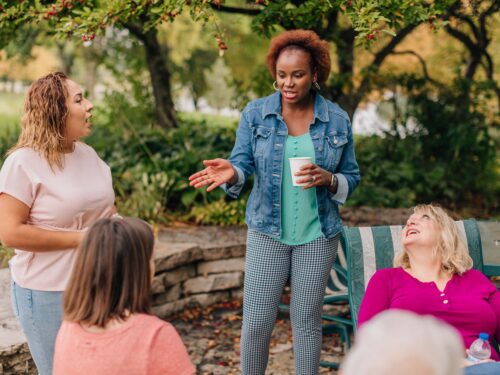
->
<box><xmin>241</xmin><ymin>229</ymin><xmax>339</xmax><ymax>375</ymax></box>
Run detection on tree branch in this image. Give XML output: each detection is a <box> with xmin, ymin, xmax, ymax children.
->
<box><xmin>479</xmin><ymin>2</ymin><xmax>499</xmax><ymax>44</ymax></box>
<box><xmin>210</xmin><ymin>4</ymin><xmax>261</xmax><ymax>15</ymax></box>
<box><xmin>449</xmin><ymin>9</ymin><xmax>479</xmax><ymax>40</ymax></box>
<box><xmin>445</xmin><ymin>25</ymin><xmax>479</xmax><ymax>53</ymax></box>
<box><xmin>481</xmin><ymin>50</ymin><xmax>500</xmax><ymax>109</ymax></box>
<box><xmin>125</xmin><ymin>21</ymin><xmax>146</xmax><ymax>43</ymax></box>
<box><xmin>351</xmin><ymin>24</ymin><xmax>417</xmax><ymax>106</ymax></box>
<box><xmin>391</xmin><ymin>50</ymin><xmax>441</xmax><ymax>86</ymax></box>
<box><xmin>371</xmin><ymin>24</ymin><xmax>417</xmax><ymax>67</ymax></box>
<box><xmin>316</xmin><ymin>9</ymin><xmax>338</xmax><ymax>40</ymax></box>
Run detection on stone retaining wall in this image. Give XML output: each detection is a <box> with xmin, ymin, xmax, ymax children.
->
<box><xmin>151</xmin><ymin>242</ymin><xmax>245</xmax><ymax>318</ymax></box>
<box><xmin>0</xmin><ymin>232</ymin><xmax>247</xmax><ymax>374</ymax></box>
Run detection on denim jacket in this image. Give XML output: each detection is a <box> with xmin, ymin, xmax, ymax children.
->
<box><xmin>222</xmin><ymin>92</ymin><xmax>360</xmax><ymax>239</ymax></box>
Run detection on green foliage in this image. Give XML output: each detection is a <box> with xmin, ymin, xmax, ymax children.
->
<box><xmin>349</xmin><ymin>76</ymin><xmax>499</xmax><ymax>212</ymax></box>
<box><xmin>0</xmin><ymin>244</ymin><xmax>14</xmax><ymax>268</ymax></box>
<box><xmin>86</xmin><ymin>90</ymin><xmax>243</xmax><ymax>223</ymax></box>
<box><xmin>185</xmin><ymin>197</ymin><xmax>247</xmax><ymax>225</ymax></box>
<box><xmin>347</xmin><ymin>135</ymin><xmax>418</xmax><ymax>207</ymax></box>
<box><xmin>0</xmin><ymin>0</ymin><xmax>216</xmax><ymax>49</ymax></box>
<box><xmin>250</xmin><ymin>0</ymin><xmax>454</xmax><ymax>40</ymax></box>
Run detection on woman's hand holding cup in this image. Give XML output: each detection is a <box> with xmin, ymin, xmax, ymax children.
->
<box><xmin>293</xmin><ymin>162</ymin><xmax>332</xmax><ymax>190</ymax></box>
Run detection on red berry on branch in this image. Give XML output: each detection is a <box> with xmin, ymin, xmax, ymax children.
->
<box><xmin>89</xmin><ymin>33</ymin><xmax>95</xmax><ymax>40</ymax></box>
<box><xmin>82</xmin><ymin>34</ymin><xmax>88</xmax><ymax>41</ymax></box>
<box><xmin>347</xmin><ymin>0</ymin><xmax>352</xmax><ymax>7</ymax></box>
<box><xmin>367</xmin><ymin>33</ymin><xmax>375</xmax><ymax>40</ymax></box>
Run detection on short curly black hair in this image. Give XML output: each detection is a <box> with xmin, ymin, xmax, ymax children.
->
<box><xmin>266</xmin><ymin>29</ymin><xmax>331</xmax><ymax>84</ymax></box>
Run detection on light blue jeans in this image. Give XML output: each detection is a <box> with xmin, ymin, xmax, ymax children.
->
<box><xmin>11</xmin><ymin>281</ymin><xmax>63</xmax><ymax>375</ymax></box>
<box><xmin>464</xmin><ymin>362</ymin><xmax>500</xmax><ymax>375</ymax></box>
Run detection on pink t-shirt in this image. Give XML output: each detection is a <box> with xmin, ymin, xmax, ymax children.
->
<box><xmin>358</xmin><ymin>268</ymin><xmax>500</xmax><ymax>360</ymax></box>
<box><xmin>0</xmin><ymin>143</ymin><xmax>115</xmax><ymax>291</ymax></box>
<box><xmin>53</xmin><ymin>313</ymin><xmax>196</xmax><ymax>375</ymax></box>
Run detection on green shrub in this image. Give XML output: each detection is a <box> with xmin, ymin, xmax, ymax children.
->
<box><xmin>86</xmin><ymin>91</ymin><xmax>246</xmax><ymax>223</ymax></box>
<box><xmin>185</xmin><ymin>197</ymin><xmax>247</xmax><ymax>225</ymax></box>
<box><xmin>0</xmin><ymin>245</ymin><xmax>14</xmax><ymax>268</ymax></box>
<box><xmin>349</xmin><ymin>77</ymin><xmax>499</xmax><ymax>212</ymax></box>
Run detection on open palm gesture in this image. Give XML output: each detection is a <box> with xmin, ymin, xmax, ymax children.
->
<box><xmin>189</xmin><ymin>158</ymin><xmax>236</xmax><ymax>192</ymax></box>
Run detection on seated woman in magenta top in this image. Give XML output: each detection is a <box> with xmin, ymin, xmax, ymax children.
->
<box><xmin>358</xmin><ymin>204</ymin><xmax>500</xmax><ymax>371</ymax></box>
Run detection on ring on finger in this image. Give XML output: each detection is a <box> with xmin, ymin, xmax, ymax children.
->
<box><xmin>311</xmin><ymin>175</ymin><xmax>316</xmax><ymax>183</ymax></box>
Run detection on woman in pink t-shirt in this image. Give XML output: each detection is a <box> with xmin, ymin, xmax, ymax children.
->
<box><xmin>0</xmin><ymin>72</ymin><xmax>115</xmax><ymax>374</ymax></box>
<box><xmin>358</xmin><ymin>204</ymin><xmax>500</xmax><ymax>374</ymax></box>
<box><xmin>53</xmin><ymin>217</ymin><xmax>195</xmax><ymax>375</ymax></box>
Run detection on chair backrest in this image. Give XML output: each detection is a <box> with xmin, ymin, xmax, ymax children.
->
<box><xmin>325</xmin><ymin>241</ymin><xmax>348</xmax><ymax>295</ymax></box>
<box><xmin>342</xmin><ymin>219</ymin><xmax>483</xmax><ymax>331</ymax></box>
<box><xmin>477</xmin><ymin>221</ymin><xmax>500</xmax><ymax>278</ymax></box>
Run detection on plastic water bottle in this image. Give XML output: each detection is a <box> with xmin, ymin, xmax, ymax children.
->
<box><xmin>467</xmin><ymin>333</ymin><xmax>491</xmax><ymax>362</ymax></box>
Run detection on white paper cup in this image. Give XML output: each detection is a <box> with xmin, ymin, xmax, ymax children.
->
<box><xmin>289</xmin><ymin>157</ymin><xmax>312</xmax><ymax>186</ymax></box>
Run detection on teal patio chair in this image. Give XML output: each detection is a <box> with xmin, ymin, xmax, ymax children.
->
<box><xmin>477</xmin><ymin>221</ymin><xmax>500</xmax><ymax>284</ymax></box>
<box><xmin>342</xmin><ymin>219</ymin><xmax>500</xmax><ymax>356</ymax></box>
<box><xmin>344</xmin><ymin>219</ymin><xmax>483</xmax><ymax>332</ymax></box>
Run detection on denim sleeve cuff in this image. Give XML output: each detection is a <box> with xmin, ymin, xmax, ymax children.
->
<box><xmin>330</xmin><ymin>173</ymin><xmax>348</xmax><ymax>205</ymax></box>
<box><xmin>220</xmin><ymin>165</ymin><xmax>245</xmax><ymax>198</ymax></box>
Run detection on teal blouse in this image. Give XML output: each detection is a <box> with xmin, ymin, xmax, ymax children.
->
<box><xmin>280</xmin><ymin>133</ymin><xmax>323</xmax><ymax>245</ymax></box>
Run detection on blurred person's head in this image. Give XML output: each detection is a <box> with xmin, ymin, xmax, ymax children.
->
<box><xmin>342</xmin><ymin>310</ymin><xmax>464</xmax><ymax>375</ymax></box>
<box><xmin>64</xmin><ymin>217</ymin><xmax>155</xmax><ymax>328</ymax></box>
<box><xmin>10</xmin><ymin>72</ymin><xmax>94</xmax><ymax>169</ymax></box>
<box><xmin>395</xmin><ymin>204</ymin><xmax>473</xmax><ymax>275</ymax></box>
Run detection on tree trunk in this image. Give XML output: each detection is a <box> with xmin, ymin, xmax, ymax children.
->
<box><xmin>126</xmin><ymin>22</ymin><xmax>177</xmax><ymax>129</ymax></box>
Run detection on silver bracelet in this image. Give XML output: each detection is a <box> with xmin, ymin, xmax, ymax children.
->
<box><xmin>330</xmin><ymin>173</ymin><xmax>336</xmax><ymax>187</ymax></box>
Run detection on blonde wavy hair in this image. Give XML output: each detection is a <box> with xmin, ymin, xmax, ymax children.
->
<box><xmin>9</xmin><ymin>72</ymin><xmax>70</xmax><ymax>170</ymax></box>
<box><xmin>394</xmin><ymin>204</ymin><xmax>473</xmax><ymax>275</ymax></box>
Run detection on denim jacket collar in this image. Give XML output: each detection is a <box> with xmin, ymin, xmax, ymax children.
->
<box><xmin>261</xmin><ymin>91</ymin><xmax>330</xmax><ymax>123</ymax></box>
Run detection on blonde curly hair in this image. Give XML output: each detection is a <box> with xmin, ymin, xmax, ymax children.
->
<box><xmin>394</xmin><ymin>204</ymin><xmax>473</xmax><ymax>275</ymax></box>
<box><xmin>9</xmin><ymin>72</ymin><xmax>70</xmax><ymax>170</ymax></box>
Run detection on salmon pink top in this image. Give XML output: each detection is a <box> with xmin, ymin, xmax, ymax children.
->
<box><xmin>0</xmin><ymin>143</ymin><xmax>115</xmax><ymax>291</ymax></box>
<box><xmin>53</xmin><ymin>314</ymin><xmax>196</xmax><ymax>375</ymax></box>
<box><xmin>358</xmin><ymin>268</ymin><xmax>500</xmax><ymax>360</ymax></box>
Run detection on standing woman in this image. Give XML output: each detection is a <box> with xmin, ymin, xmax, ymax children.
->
<box><xmin>0</xmin><ymin>72</ymin><xmax>115</xmax><ymax>375</ymax></box>
<box><xmin>189</xmin><ymin>30</ymin><xmax>360</xmax><ymax>374</ymax></box>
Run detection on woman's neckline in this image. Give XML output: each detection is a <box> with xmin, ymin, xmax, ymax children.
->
<box><xmin>287</xmin><ymin>132</ymin><xmax>310</xmax><ymax>138</ymax></box>
<box><xmin>400</xmin><ymin>267</ymin><xmax>455</xmax><ymax>292</ymax></box>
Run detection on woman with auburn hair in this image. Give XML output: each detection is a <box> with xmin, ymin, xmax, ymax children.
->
<box><xmin>358</xmin><ymin>204</ymin><xmax>500</xmax><ymax>374</ymax></box>
<box><xmin>189</xmin><ymin>29</ymin><xmax>360</xmax><ymax>374</ymax></box>
<box><xmin>53</xmin><ymin>218</ymin><xmax>195</xmax><ymax>375</ymax></box>
<box><xmin>0</xmin><ymin>72</ymin><xmax>115</xmax><ymax>374</ymax></box>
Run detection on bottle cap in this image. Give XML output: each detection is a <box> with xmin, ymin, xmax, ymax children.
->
<box><xmin>479</xmin><ymin>332</ymin><xmax>489</xmax><ymax>340</ymax></box>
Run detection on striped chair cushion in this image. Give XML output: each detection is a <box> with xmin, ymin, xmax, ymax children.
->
<box><xmin>325</xmin><ymin>241</ymin><xmax>348</xmax><ymax>295</ymax></box>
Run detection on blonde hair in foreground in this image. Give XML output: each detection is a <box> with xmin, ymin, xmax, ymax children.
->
<box><xmin>342</xmin><ymin>310</ymin><xmax>464</xmax><ymax>375</ymax></box>
<box><xmin>394</xmin><ymin>204</ymin><xmax>473</xmax><ymax>275</ymax></box>
<box><xmin>9</xmin><ymin>72</ymin><xmax>69</xmax><ymax>170</ymax></box>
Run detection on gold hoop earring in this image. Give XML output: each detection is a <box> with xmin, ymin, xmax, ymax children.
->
<box><xmin>313</xmin><ymin>81</ymin><xmax>321</xmax><ymax>91</ymax></box>
<box><xmin>273</xmin><ymin>81</ymin><xmax>279</xmax><ymax>91</ymax></box>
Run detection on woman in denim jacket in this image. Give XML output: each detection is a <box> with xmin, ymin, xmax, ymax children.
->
<box><xmin>190</xmin><ymin>29</ymin><xmax>360</xmax><ymax>375</ymax></box>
